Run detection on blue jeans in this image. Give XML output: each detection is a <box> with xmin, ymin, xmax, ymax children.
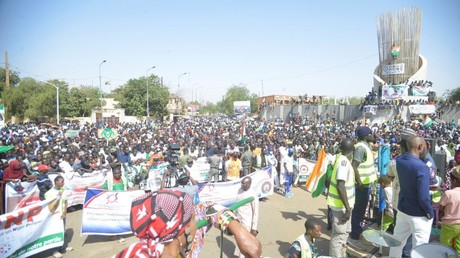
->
<box><xmin>285</xmin><ymin>172</ymin><xmax>293</xmax><ymax>193</ymax></box>
<box><xmin>350</xmin><ymin>185</ymin><xmax>370</xmax><ymax>240</ymax></box>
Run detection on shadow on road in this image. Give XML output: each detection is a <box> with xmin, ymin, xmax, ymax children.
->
<box><xmin>280</xmin><ymin>210</ymin><xmax>307</xmax><ymax>221</ymax></box>
<box><xmin>216</xmin><ymin>235</ymin><xmax>236</xmax><ymax>257</ymax></box>
<box><xmin>83</xmin><ymin>233</ymin><xmax>134</xmax><ymax>245</ymax></box>
<box><xmin>280</xmin><ymin>209</ymin><xmax>327</xmax><ymax>223</ymax></box>
<box><xmin>276</xmin><ymin>240</ymin><xmax>291</xmax><ymax>256</ymax></box>
<box><xmin>64</xmin><ymin>228</ymin><xmax>74</xmax><ymax>249</ymax></box>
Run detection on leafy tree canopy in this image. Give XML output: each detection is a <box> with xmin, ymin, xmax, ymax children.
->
<box><xmin>0</xmin><ymin>67</ymin><xmax>21</xmax><ymax>95</ymax></box>
<box><xmin>444</xmin><ymin>87</ymin><xmax>460</xmax><ymax>103</ymax></box>
<box><xmin>220</xmin><ymin>83</ymin><xmax>258</xmax><ymax>114</ymax></box>
<box><xmin>114</xmin><ymin>75</ymin><xmax>170</xmax><ymax>117</ymax></box>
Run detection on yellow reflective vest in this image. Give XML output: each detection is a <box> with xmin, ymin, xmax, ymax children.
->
<box><xmin>431</xmin><ymin>176</ymin><xmax>443</xmax><ymax>203</ymax></box>
<box><xmin>327</xmin><ymin>154</ymin><xmax>355</xmax><ymax>209</ymax></box>
<box><xmin>355</xmin><ymin>142</ymin><xmax>377</xmax><ymax>185</ymax></box>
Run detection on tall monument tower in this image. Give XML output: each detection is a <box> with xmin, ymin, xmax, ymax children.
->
<box><xmin>373</xmin><ymin>7</ymin><xmax>431</xmax><ymax>101</ymax></box>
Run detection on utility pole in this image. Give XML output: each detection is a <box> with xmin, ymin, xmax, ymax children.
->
<box><xmin>261</xmin><ymin>80</ymin><xmax>264</xmax><ymax>97</ymax></box>
<box><xmin>5</xmin><ymin>51</ymin><xmax>9</xmax><ymax>88</ymax></box>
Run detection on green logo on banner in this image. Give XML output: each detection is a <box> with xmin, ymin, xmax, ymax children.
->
<box><xmin>101</xmin><ymin>128</ymin><xmax>115</xmax><ymax>139</ymax></box>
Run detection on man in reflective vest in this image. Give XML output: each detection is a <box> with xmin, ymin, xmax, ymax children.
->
<box><xmin>348</xmin><ymin>126</ymin><xmax>377</xmax><ymax>250</ymax></box>
<box><xmin>327</xmin><ymin>138</ymin><xmax>355</xmax><ymax>257</ymax></box>
<box><xmin>285</xmin><ymin>218</ymin><xmax>322</xmax><ymax>258</ymax></box>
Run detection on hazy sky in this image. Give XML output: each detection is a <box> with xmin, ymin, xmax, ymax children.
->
<box><xmin>1</xmin><ymin>0</ymin><xmax>459</xmax><ymax>103</ymax></box>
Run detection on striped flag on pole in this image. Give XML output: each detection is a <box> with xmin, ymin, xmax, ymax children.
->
<box><xmin>305</xmin><ymin>148</ymin><xmax>329</xmax><ymax>197</ymax></box>
<box><xmin>424</xmin><ymin>114</ymin><xmax>433</xmax><ymax>127</ymax></box>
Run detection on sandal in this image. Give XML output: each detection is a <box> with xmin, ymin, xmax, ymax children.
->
<box><xmin>52</xmin><ymin>251</ymin><xmax>63</xmax><ymax>258</ymax></box>
<box><xmin>117</xmin><ymin>237</ymin><xmax>127</xmax><ymax>244</ymax></box>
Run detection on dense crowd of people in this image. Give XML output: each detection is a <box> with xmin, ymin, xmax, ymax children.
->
<box><xmin>1</xmin><ymin>113</ymin><xmax>460</xmax><ymax>257</ymax></box>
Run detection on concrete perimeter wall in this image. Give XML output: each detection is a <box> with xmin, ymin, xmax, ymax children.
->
<box><xmin>260</xmin><ymin>104</ymin><xmax>460</xmax><ymax>125</ymax></box>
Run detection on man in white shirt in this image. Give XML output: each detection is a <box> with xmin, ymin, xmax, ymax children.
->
<box><xmin>283</xmin><ymin>148</ymin><xmax>294</xmax><ymax>198</ymax></box>
<box><xmin>234</xmin><ymin>176</ymin><xmax>259</xmax><ymax>258</ymax></box>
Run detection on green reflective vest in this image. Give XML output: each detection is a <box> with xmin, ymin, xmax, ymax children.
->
<box><xmin>431</xmin><ymin>176</ymin><xmax>443</xmax><ymax>203</ymax></box>
<box><xmin>355</xmin><ymin>142</ymin><xmax>377</xmax><ymax>184</ymax></box>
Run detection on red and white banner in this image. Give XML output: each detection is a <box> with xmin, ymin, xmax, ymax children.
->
<box><xmin>0</xmin><ymin>197</ymin><xmax>64</xmax><ymax>257</ymax></box>
<box><xmin>5</xmin><ymin>171</ymin><xmax>107</xmax><ymax>212</ymax></box>
<box><xmin>4</xmin><ymin>181</ymin><xmax>40</xmax><ymax>213</ymax></box>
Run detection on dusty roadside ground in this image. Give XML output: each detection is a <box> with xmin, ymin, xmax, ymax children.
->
<box><xmin>32</xmin><ymin>185</ymin><xmax>390</xmax><ymax>258</ymax></box>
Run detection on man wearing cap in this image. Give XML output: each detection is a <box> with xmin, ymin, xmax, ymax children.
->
<box><xmin>348</xmin><ymin>126</ymin><xmax>377</xmax><ymax>250</ymax></box>
<box><xmin>37</xmin><ymin>164</ymin><xmax>53</xmax><ymax>200</ymax></box>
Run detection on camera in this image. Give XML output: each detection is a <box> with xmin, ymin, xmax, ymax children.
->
<box><xmin>165</xmin><ymin>143</ymin><xmax>181</xmax><ymax>167</ymax></box>
<box><xmin>163</xmin><ymin>143</ymin><xmax>182</xmax><ymax>188</ymax></box>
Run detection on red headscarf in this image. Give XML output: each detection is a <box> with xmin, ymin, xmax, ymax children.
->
<box><xmin>3</xmin><ymin>160</ymin><xmax>23</xmax><ymax>180</ymax></box>
<box><xmin>114</xmin><ymin>190</ymin><xmax>193</xmax><ymax>258</ymax></box>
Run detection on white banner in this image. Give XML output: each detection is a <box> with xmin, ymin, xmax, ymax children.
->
<box><xmin>233</xmin><ymin>101</ymin><xmax>251</xmax><ymax>114</ymax></box>
<box><xmin>408</xmin><ymin>104</ymin><xmax>436</xmax><ymax>115</ymax></box>
<box><xmin>80</xmin><ymin>168</ymin><xmax>274</xmax><ymax>236</ymax></box>
<box><xmin>412</xmin><ymin>86</ymin><xmax>431</xmax><ymax>96</ymax></box>
<box><xmin>363</xmin><ymin>105</ymin><xmax>378</xmax><ymax>116</ymax></box>
<box><xmin>144</xmin><ymin>159</ymin><xmax>211</xmax><ymax>191</ymax></box>
<box><xmin>5</xmin><ymin>171</ymin><xmax>107</xmax><ymax>212</ymax></box>
<box><xmin>0</xmin><ymin>197</ymin><xmax>64</xmax><ymax>258</ymax></box>
<box><xmin>382</xmin><ymin>85</ymin><xmax>408</xmax><ymax>100</ymax></box>
<box><xmin>295</xmin><ymin>158</ymin><xmax>316</xmax><ymax>183</ymax></box>
<box><xmin>81</xmin><ymin>189</ymin><xmax>145</xmax><ymax>236</ymax></box>
<box><xmin>382</xmin><ymin>63</ymin><xmax>405</xmax><ymax>75</ymax></box>
<box><xmin>189</xmin><ymin>157</ymin><xmax>212</xmax><ymax>182</ymax></box>
<box><xmin>50</xmin><ymin>170</ymin><xmax>106</xmax><ymax>207</ymax></box>
<box><xmin>198</xmin><ymin>167</ymin><xmax>275</xmax><ymax>206</ymax></box>
<box><xmin>5</xmin><ymin>181</ymin><xmax>40</xmax><ymax>213</ymax></box>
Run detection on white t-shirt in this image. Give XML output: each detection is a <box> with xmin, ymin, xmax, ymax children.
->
<box><xmin>283</xmin><ymin>155</ymin><xmax>294</xmax><ymax>173</ymax></box>
<box><xmin>336</xmin><ymin>156</ymin><xmax>353</xmax><ymax>182</ymax></box>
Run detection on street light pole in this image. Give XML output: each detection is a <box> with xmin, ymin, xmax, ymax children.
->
<box><xmin>146</xmin><ymin>66</ymin><xmax>156</xmax><ymax>118</ymax></box>
<box><xmin>261</xmin><ymin>80</ymin><xmax>264</xmax><ymax>97</ymax></box>
<box><xmin>177</xmin><ymin>72</ymin><xmax>188</xmax><ymax>94</ymax></box>
<box><xmin>41</xmin><ymin>81</ymin><xmax>60</xmax><ymax>124</ymax></box>
<box><xmin>99</xmin><ymin>60</ymin><xmax>107</xmax><ymax>113</ymax></box>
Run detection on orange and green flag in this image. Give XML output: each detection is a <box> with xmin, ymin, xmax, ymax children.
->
<box><xmin>305</xmin><ymin>148</ymin><xmax>330</xmax><ymax>198</ymax></box>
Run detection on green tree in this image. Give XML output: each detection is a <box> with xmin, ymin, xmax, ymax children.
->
<box><xmin>202</xmin><ymin>102</ymin><xmax>222</xmax><ymax>114</ymax></box>
<box><xmin>63</xmin><ymin>88</ymin><xmax>87</xmax><ymax>117</ymax></box>
<box><xmin>1</xmin><ymin>78</ymin><xmax>67</xmax><ymax>121</ymax></box>
<box><xmin>78</xmin><ymin>86</ymin><xmax>102</xmax><ymax>116</ymax></box>
<box><xmin>444</xmin><ymin>87</ymin><xmax>460</xmax><ymax>103</ymax></box>
<box><xmin>348</xmin><ymin>96</ymin><xmax>364</xmax><ymax>105</ymax></box>
<box><xmin>115</xmin><ymin>75</ymin><xmax>169</xmax><ymax>117</ymax></box>
<box><xmin>2</xmin><ymin>77</ymin><xmax>39</xmax><ymax>119</ymax></box>
<box><xmin>0</xmin><ymin>67</ymin><xmax>21</xmax><ymax>96</ymax></box>
<box><xmin>221</xmin><ymin>83</ymin><xmax>258</xmax><ymax>114</ymax></box>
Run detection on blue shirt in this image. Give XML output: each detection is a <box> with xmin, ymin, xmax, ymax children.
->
<box><xmin>396</xmin><ymin>153</ymin><xmax>434</xmax><ymax>219</ymax></box>
<box><xmin>117</xmin><ymin>151</ymin><xmax>132</xmax><ymax>164</ymax></box>
<box><xmin>37</xmin><ymin>173</ymin><xmax>52</xmax><ymax>201</ymax></box>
